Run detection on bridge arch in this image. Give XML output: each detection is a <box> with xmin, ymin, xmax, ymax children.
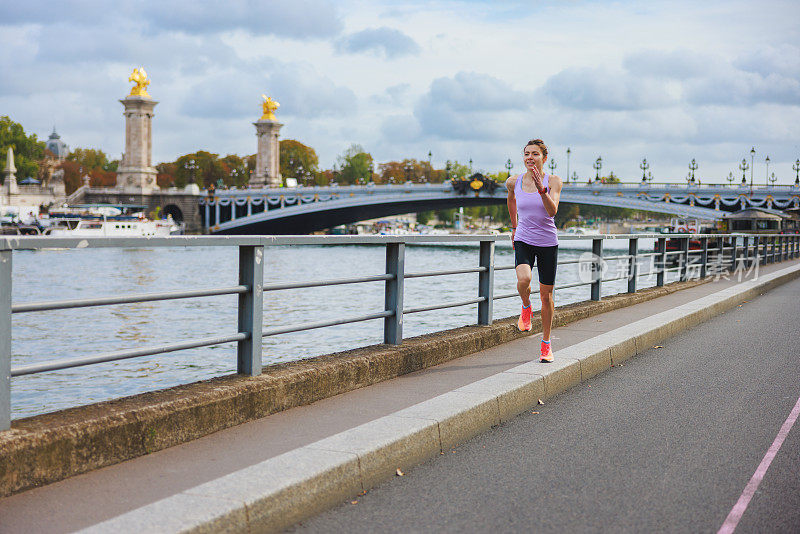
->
<box><xmin>162</xmin><ymin>204</ymin><xmax>184</xmax><ymax>224</ymax></box>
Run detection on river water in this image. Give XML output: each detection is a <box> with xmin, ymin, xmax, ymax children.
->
<box><xmin>10</xmin><ymin>238</ymin><xmax>673</xmax><ymax>419</ymax></box>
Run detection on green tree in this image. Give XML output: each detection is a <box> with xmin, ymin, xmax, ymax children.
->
<box><xmin>0</xmin><ymin>116</ymin><xmax>45</xmax><ymax>182</ymax></box>
<box><xmin>447</xmin><ymin>160</ymin><xmax>472</xmax><ymax>179</ymax></box>
<box><xmin>280</xmin><ymin>140</ymin><xmax>319</xmax><ymax>186</ymax></box>
<box><xmin>173</xmin><ymin>151</ymin><xmax>224</xmax><ymax>188</ymax></box>
<box><xmin>67</xmin><ymin>148</ymin><xmax>109</xmax><ymax>171</ymax></box>
<box><xmin>337</xmin><ymin>144</ymin><xmax>373</xmax><ymax>185</ymax></box>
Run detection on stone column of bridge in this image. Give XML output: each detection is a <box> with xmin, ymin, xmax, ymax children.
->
<box><xmin>251</xmin><ymin>95</ymin><xmax>282</xmax><ymax>188</ymax></box>
<box><xmin>115</xmin><ymin>71</ymin><xmax>159</xmax><ymax>194</ymax></box>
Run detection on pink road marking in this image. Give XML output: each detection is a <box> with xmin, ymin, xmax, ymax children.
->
<box><xmin>718</xmin><ymin>393</ymin><xmax>800</xmax><ymax>534</ymax></box>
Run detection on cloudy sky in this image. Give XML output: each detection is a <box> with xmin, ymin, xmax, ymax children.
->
<box><xmin>2</xmin><ymin>0</ymin><xmax>799</xmax><ymax>184</ymax></box>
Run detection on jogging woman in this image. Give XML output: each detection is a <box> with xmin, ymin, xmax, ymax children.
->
<box><xmin>505</xmin><ymin>139</ymin><xmax>562</xmax><ymax>362</ymax></box>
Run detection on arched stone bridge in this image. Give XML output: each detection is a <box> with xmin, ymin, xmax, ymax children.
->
<box><xmin>201</xmin><ymin>181</ymin><xmax>800</xmax><ymax>234</ymax></box>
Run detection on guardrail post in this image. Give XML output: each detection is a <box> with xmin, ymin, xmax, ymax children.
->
<box><xmin>1</xmin><ymin>250</ymin><xmax>11</xmax><ymax>431</ymax></box>
<box><xmin>752</xmin><ymin>236</ymin><xmax>760</xmax><ymax>268</ymax></box>
<box><xmin>771</xmin><ymin>236</ymin><xmax>777</xmax><ymax>263</ymax></box>
<box><xmin>478</xmin><ymin>240</ymin><xmax>495</xmax><ymax>325</ymax></box>
<box><xmin>730</xmin><ymin>236</ymin><xmax>739</xmax><ymax>272</ymax></box>
<box><xmin>656</xmin><ymin>237</ymin><xmax>666</xmax><ymax>287</ymax></box>
<box><xmin>627</xmin><ymin>237</ymin><xmax>638</xmax><ymax>293</ymax></box>
<box><xmin>384</xmin><ymin>242</ymin><xmax>405</xmax><ymax>344</ymax></box>
<box><xmin>783</xmin><ymin>236</ymin><xmax>788</xmax><ymax>261</ymax></box>
<box><xmin>795</xmin><ymin>236</ymin><xmax>799</xmax><ymax>259</ymax></box>
<box><xmin>741</xmin><ymin>236</ymin><xmax>749</xmax><ymax>272</ymax></box>
<box><xmin>761</xmin><ymin>237</ymin><xmax>768</xmax><ymax>266</ymax></box>
<box><xmin>591</xmin><ymin>238</ymin><xmax>602</xmax><ymax>301</ymax></box>
<box><xmin>680</xmin><ymin>237</ymin><xmax>690</xmax><ymax>281</ymax></box>
<box><xmin>237</xmin><ymin>245</ymin><xmax>264</xmax><ymax>376</ymax></box>
<box><xmin>700</xmin><ymin>236</ymin><xmax>709</xmax><ymax>278</ymax></box>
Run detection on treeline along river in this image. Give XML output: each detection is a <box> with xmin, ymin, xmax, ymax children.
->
<box><xmin>10</xmin><ymin>239</ymin><xmax>670</xmax><ymax>419</ymax></box>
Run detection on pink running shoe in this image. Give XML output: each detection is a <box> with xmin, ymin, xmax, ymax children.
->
<box><xmin>540</xmin><ymin>341</ymin><xmax>554</xmax><ymax>363</ymax></box>
<box><xmin>518</xmin><ymin>305</ymin><xmax>532</xmax><ymax>332</ymax></box>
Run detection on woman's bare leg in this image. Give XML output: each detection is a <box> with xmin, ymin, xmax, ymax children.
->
<box><xmin>539</xmin><ymin>283</ymin><xmax>555</xmax><ymax>340</ymax></box>
<box><xmin>515</xmin><ymin>265</ymin><xmax>533</xmax><ymax>307</ymax></box>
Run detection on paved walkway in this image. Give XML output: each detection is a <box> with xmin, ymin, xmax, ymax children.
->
<box><xmin>295</xmin><ymin>273</ymin><xmax>800</xmax><ymax>533</ymax></box>
<box><xmin>0</xmin><ymin>259</ymin><xmax>798</xmax><ymax>532</ymax></box>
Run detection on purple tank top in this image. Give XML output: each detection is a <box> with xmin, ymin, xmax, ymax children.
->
<box><xmin>514</xmin><ymin>173</ymin><xmax>558</xmax><ymax>247</ymax></box>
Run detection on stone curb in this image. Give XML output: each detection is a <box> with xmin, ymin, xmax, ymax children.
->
<box><xmin>80</xmin><ymin>262</ymin><xmax>800</xmax><ymax>533</ymax></box>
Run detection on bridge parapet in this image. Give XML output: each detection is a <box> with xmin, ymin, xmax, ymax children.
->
<box><xmin>199</xmin><ymin>182</ymin><xmax>800</xmax><ymax>234</ymax></box>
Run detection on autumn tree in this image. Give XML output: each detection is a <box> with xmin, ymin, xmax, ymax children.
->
<box><xmin>279</xmin><ymin>140</ymin><xmax>319</xmax><ymax>186</ymax></box>
<box><xmin>0</xmin><ymin>116</ymin><xmax>45</xmax><ymax>182</ymax></box>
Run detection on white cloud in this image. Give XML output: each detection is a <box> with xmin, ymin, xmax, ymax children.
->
<box><xmin>335</xmin><ymin>27</ymin><xmax>420</xmax><ymax>58</ymax></box>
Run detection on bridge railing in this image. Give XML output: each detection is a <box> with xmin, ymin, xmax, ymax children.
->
<box><xmin>2</xmin><ymin>233</ymin><xmax>798</xmax><ymax>430</ymax></box>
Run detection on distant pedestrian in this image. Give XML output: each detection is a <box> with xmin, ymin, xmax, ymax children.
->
<box><xmin>505</xmin><ymin>139</ymin><xmax>562</xmax><ymax>362</ymax></box>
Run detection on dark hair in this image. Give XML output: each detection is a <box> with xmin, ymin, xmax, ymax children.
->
<box><xmin>524</xmin><ymin>139</ymin><xmax>548</xmax><ymax>158</ymax></box>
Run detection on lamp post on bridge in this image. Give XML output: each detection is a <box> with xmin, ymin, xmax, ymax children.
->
<box><xmin>427</xmin><ymin>150</ymin><xmax>432</xmax><ymax>183</ymax></box>
<box><xmin>647</xmin><ymin>171</ymin><xmax>653</xmax><ymax>183</ymax></box>
<box><xmin>640</xmin><ymin>158</ymin><xmax>650</xmax><ymax>183</ymax></box>
<box><xmin>548</xmin><ymin>158</ymin><xmax>557</xmax><ymax>176</ymax></box>
<box><xmin>727</xmin><ymin>172</ymin><xmax>735</xmax><ymax>185</ymax></box>
<box><xmin>794</xmin><ymin>159</ymin><xmax>800</xmax><ymax>186</ymax></box>
<box><xmin>445</xmin><ymin>160</ymin><xmax>452</xmax><ymax>181</ymax></box>
<box><xmin>739</xmin><ymin>158</ymin><xmax>749</xmax><ymax>186</ymax></box>
<box><xmin>593</xmin><ymin>156</ymin><xmax>602</xmax><ymax>183</ymax></box>
<box><xmin>184</xmin><ymin>158</ymin><xmax>198</xmax><ymax>187</ymax></box>
<box><xmin>765</xmin><ymin>155</ymin><xmax>770</xmax><ymax>187</ymax></box>
<box><xmin>769</xmin><ymin>172</ymin><xmax>777</xmax><ymax>187</ymax></box>
<box><xmin>688</xmin><ymin>158</ymin><xmax>698</xmax><ymax>184</ymax></box>
<box><xmin>404</xmin><ymin>162</ymin><xmax>413</xmax><ymax>184</ymax></box>
<box><xmin>566</xmin><ymin>147</ymin><xmax>571</xmax><ymax>183</ymax></box>
<box><xmin>572</xmin><ymin>171</ymin><xmax>578</xmax><ymax>183</ymax></box>
<box><xmin>750</xmin><ymin>147</ymin><xmax>756</xmax><ymax>188</ymax></box>
<box><xmin>505</xmin><ymin>158</ymin><xmax>513</xmax><ymax>179</ymax></box>
<box><xmin>469</xmin><ymin>158</ymin><xmax>473</xmax><ymax>174</ymax></box>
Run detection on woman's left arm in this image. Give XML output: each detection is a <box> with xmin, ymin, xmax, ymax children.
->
<box><xmin>540</xmin><ymin>174</ymin><xmax>562</xmax><ymax>217</ymax></box>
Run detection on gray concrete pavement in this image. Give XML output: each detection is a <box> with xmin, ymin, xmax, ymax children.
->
<box><xmin>0</xmin><ymin>259</ymin><xmax>798</xmax><ymax>533</ymax></box>
<box><xmin>294</xmin><ymin>275</ymin><xmax>800</xmax><ymax>533</ymax></box>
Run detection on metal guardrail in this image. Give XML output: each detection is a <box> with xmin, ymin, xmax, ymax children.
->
<box><xmin>1</xmin><ymin>232</ymin><xmax>798</xmax><ymax>430</ymax></box>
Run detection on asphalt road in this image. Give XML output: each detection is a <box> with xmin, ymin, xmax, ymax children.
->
<box><xmin>291</xmin><ymin>277</ymin><xmax>800</xmax><ymax>533</ymax></box>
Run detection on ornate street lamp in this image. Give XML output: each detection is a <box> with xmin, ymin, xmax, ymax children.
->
<box><xmin>739</xmin><ymin>158</ymin><xmax>749</xmax><ymax>185</ymax></box>
<box><xmin>445</xmin><ymin>160</ymin><xmax>452</xmax><ymax>181</ymax></box>
<box><xmin>688</xmin><ymin>158</ymin><xmax>698</xmax><ymax>183</ymax></box>
<box><xmin>572</xmin><ymin>171</ymin><xmax>578</xmax><ymax>183</ymax></box>
<box><xmin>548</xmin><ymin>158</ymin><xmax>557</xmax><ymax>175</ymax></box>
<box><xmin>727</xmin><ymin>172</ymin><xmax>734</xmax><ymax>185</ymax></box>
<box><xmin>794</xmin><ymin>159</ymin><xmax>800</xmax><ymax>186</ymax></box>
<box><xmin>404</xmin><ymin>162</ymin><xmax>412</xmax><ymax>183</ymax></box>
<box><xmin>769</xmin><ymin>172</ymin><xmax>777</xmax><ymax>187</ymax></box>
<box><xmin>593</xmin><ymin>156</ymin><xmax>602</xmax><ymax>182</ymax></box>
<box><xmin>566</xmin><ymin>147</ymin><xmax>571</xmax><ymax>183</ymax></box>
<box><xmin>184</xmin><ymin>158</ymin><xmax>198</xmax><ymax>185</ymax></box>
<box><xmin>750</xmin><ymin>147</ymin><xmax>756</xmax><ymax>187</ymax></box>
<box><xmin>469</xmin><ymin>158</ymin><xmax>473</xmax><ymax>173</ymax></box>
<box><xmin>640</xmin><ymin>158</ymin><xmax>650</xmax><ymax>183</ymax></box>
<box><xmin>427</xmin><ymin>150</ymin><xmax>432</xmax><ymax>183</ymax></box>
<box><xmin>505</xmin><ymin>158</ymin><xmax>513</xmax><ymax>178</ymax></box>
<box><xmin>765</xmin><ymin>155</ymin><xmax>770</xmax><ymax>186</ymax></box>
<box><xmin>647</xmin><ymin>171</ymin><xmax>653</xmax><ymax>183</ymax></box>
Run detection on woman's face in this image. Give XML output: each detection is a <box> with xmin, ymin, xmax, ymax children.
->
<box><xmin>523</xmin><ymin>145</ymin><xmax>547</xmax><ymax>172</ymax></box>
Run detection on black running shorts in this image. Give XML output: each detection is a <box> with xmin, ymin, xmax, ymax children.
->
<box><xmin>514</xmin><ymin>241</ymin><xmax>558</xmax><ymax>286</ymax></box>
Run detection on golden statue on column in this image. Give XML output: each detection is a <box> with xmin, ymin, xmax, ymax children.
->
<box><xmin>260</xmin><ymin>94</ymin><xmax>280</xmax><ymax>120</ymax></box>
<box><xmin>128</xmin><ymin>67</ymin><xmax>151</xmax><ymax>98</ymax></box>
